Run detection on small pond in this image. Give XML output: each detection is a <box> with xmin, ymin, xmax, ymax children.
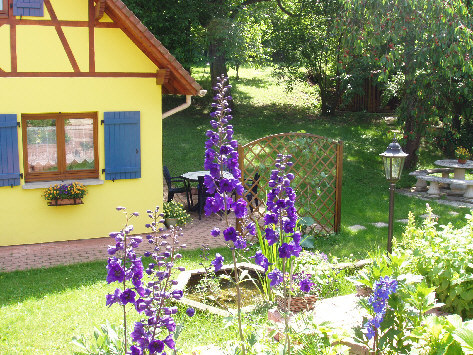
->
<box><xmin>174</xmin><ymin>262</ymin><xmax>265</xmax><ymax>315</ymax></box>
<box><xmin>185</xmin><ymin>267</ymin><xmax>263</xmax><ymax>308</ymax></box>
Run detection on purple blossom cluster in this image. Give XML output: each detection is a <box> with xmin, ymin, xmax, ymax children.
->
<box><xmin>363</xmin><ymin>276</ymin><xmax>398</xmax><ymax>340</ymax></box>
<box><xmin>253</xmin><ymin>154</ymin><xmax>303</xmax><ymax>289</ymax></box>
<box><xmin>106</xmin><ymin>206</ymin><xmax>194</xmax><ymax>354</ymax></box>
<box><xmin>204</xmin><ymin>75</ymin><xmax>256</xmax><ymax>269</ymax></box>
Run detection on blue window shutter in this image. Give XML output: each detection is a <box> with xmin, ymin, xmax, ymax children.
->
<box><xmin>13</xmin><ymin>0</ymin><xmax>44</xmax><ymax>17</ymax></box>
<box><xmin>104</xmin><ymin>111</ymin><xmax>141</xmax><ymax>181</ymax></box>
<box><xmin>0</xmin><ymin>115</ymin><xmax>21</xmax><ymax>187</ymax></box>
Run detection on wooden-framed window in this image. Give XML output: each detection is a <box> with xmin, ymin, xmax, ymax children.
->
<box><xmin>21</xmin><ymin>112</ymin><xmax>99</xmax><ymax>182</ymax></box>
<box><xmin>0</xmin><ymin>0</ymin><xmax>8</xmax><ymax>18</ymax></box>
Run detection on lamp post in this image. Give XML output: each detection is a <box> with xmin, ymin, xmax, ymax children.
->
<box><xmin>380</xmin><ymin>137</ymin><xmax>408</xmax><ymax>253</ymax></box>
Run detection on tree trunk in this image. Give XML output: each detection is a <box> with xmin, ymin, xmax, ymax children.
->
<box><xmin>402</xmin><ymin>108</ymin><xmax>422</xmax><ymax>170</ymax></box>
<box><xmin>209</xmin><ymin>40</ymin><xmax>228</xmax><ymax>88</ymax></box>
<box><xmin>401</xmin><ymin>34</ymin><xmax>421</xmax><ymax>170</ymax></box>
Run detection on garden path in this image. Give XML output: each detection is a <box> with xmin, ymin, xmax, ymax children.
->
<box><xmin>0</xmin><ymin>185</ymin><xmax>230</xmax><ymax>272</ymax></box>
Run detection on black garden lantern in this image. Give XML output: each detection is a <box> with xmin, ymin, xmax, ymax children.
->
<box><xmin>380</xmin><ymin>137</ymin><xmax>408</xmax><ymax>253</ymax></box>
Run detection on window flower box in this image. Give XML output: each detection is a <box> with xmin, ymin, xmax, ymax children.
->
<box><xmin>48</xmin><ymin>198</ymin><xmax>83</xmax><ymax>206</ymax></box>
<box><xmin>44</xmin><ymin>182</ymin><xmax>87</xmax><ymax>206</ymax></box>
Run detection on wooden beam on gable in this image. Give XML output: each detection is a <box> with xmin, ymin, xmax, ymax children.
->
<box><xmin>10</xmin><ymin>24</ymin><xmax>17</xmax><ymax>72</ymax></box>
<box><xmin>156</xmin><ymin>68</ymin><xmax>170</xmax><ymax>85</ymax></box>
<box><xmin>0</xmin><ymin>18</ymin><xmax>118</xmax><ymax>28</ymax></box>
<box><xmin>95</xmin><ymin>0</ymin><xmax>106</xmax><ymax>20</ymax></box>
<box><xmin>44</xmin><ymin>0</ymin><xmax>80</xmax><ymax>73</ymax></box>
<box><xmin>88</xmin><ymin>0</ymin><xmax>95</xmax><ymax>72</ymax></box>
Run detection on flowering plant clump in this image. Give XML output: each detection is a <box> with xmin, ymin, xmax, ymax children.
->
<box><xmin>43</xmin><ymin>181</ymin><xmax>87</xmax><ymax>200</ymax></box>
<box><xmin>163</xmin><ymin>201</ymin><xmax>191</xmax><ymax>225</ymax></box>
<box><xmin>254</xmin><ymin>154</ymin><xmax>302</xmax><ymax>286</ymax></box>
<box><xmin>363</xmin><ymin>276</ymin><xmax>398</xmax><ymax>343</ymax></box>
<box><xmin>455</xmin><ymin>146</ymin><xmax>470</xmax><ymax>160</ymax></box>
<box><xmin>106</xmin><ymin>206</ymin><xmax>194</xmax><ymax>354</ymax></box>
<box><xmin>277</xmin><ymin>271</ymin><xmax>321</xmax><ymax>297</ymax></box>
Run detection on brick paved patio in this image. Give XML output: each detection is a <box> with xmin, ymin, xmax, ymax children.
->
<box><xmin>0</xmin><ymin>186</ymin><xmax>233</xmax><ymax>272</ymax></box>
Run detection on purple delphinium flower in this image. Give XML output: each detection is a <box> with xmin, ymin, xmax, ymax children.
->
<box><xmin>211</xmin><ymin>253</ymin><xmax>224</xmax><ymax>272</ymax></box>
<box><xmin>106</xmin><ymin>206</ymin><xmax>191</xmax><ymax>354</ymax></box>
<box><xmin>211</xmin><ymin>228</ymin><xmax>220</xmax><ymax>237</ymax></box>
<box><xmin>278</xmin><ymin>243</ymin><xmax>293</xmax><ymax>258</ymax></box>
<box><xmin>262</xmin><ymin>154</ymin><xmax>299</xmax><ymax>257</ymax></box>
<box><xmin>299</xmin><ymin>277</ymin><xmax>313</xmax><ymax>293</ymax></box>
<box><xmin>163</xmin><ymin>334</ymin><xmax>176</xmax><ymax>349</ymax></box>
<box><xmin>186</xmin><ymin>307</ymin><xmax>195</xmax><ymax>317</ymax></box>
<box><xmin>268</xmin><ymin>269</ymin><xmax>284</xmax><ymax>287</ymax></box>
<box><xmin>106</xmin><ymin>288</ymin><xmax>122</xmax><ymax>307</ymax></box>
<box><xmin>106</xmin><ymin>258</ymin><xmax>125</xmax><ymax>283</ymax></box>
<box><xmin>223</xmin><ymin>226</ymin><xmax>238</xmax><ymax>242</ymax></box>
<box><xmin>204</xmin><ymin>75</ymin><xmax>255</xmax><ymax>265</ymax></box>
<box><xmin>148</xmin><ymin>339</ymin><xmax>164</xmax><ymax>354</ymax></box>
<box><xmin>252</xmin><ymin>250</ymin><xmax>270</xmax><ymax>272</ymax></box>
<box><xmin>120</xmin><ymin>288</ymin><xmax>136</xmax><ymax>305</ymax></box>
<box><xmin>265</xmin><ymin>228</ymin><xmax>279</xmax><ymax>245</ymax></box>
<box><xmin>363</xmin><ymin>276</ymin><xmax>398</xmax><ymax>340</ymax></box>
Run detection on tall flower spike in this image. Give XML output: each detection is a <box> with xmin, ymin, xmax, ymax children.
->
<box><xmin>263</xmin><ymin>154</ymin><xmax>299</xmax><ymax>257</ymax></box>
<box><xmin>363</xmin><ymin>276</ymin><xmax>398</xmax><ymax>340</ymax></box>
<box><xmin>204</xmin><ymin>75</ymin><xmax>254</xmax><ymax>257</ymax></box>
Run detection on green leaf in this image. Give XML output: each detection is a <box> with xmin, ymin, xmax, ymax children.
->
<box><xmin>453</xmin><ymin>327</ymin><xmax>473</xmax><ymax>353</ymax></box>
<box><xmin>300</xmin><ymin>235</ymin><xmax>315</xmax><ymax>249</ymax></box>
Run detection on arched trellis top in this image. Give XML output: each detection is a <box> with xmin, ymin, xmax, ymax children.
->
<box><xmin>237</xmin><ymin>133</ymin><xmax>343</xmax><ymax>235</ymax></box>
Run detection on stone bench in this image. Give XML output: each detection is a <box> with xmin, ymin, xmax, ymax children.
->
<box><xmin>416</xmin><ymin>175</ymin><xmax>473</xmax><ymax>198</ymax></box>
<box><xmin>409</xmin><ymin>168</ymin><xmax>454</xmax><ymax>191</ymax></box>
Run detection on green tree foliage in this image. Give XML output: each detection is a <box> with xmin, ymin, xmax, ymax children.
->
<box><xmin>123</xmin><ymin>0</ymin><xmax>206</xmax><ymax>71</ymax></box>
<box><xmin>270</xmin><ymin>0</ymin><xmax>342</xmax><ymax>115</ymax></box>
<box><xmin>123</xmin><ymin>0</ymin><xmax>292</xmax><ymax>87</ymax></box>
<box><xmin>340</xmin><ymin>0</ymin><xmax>473</xmax><ymax>168</ymax></box>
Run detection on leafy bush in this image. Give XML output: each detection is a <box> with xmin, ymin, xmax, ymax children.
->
<box><xmin>72</xmin><ymin>322</ymin><xmax>124</xmax><ymax>355</ymax></box>
<box><xmin>397</xmin><ymin>206</ymin><xmax>473</xmax><ymax>318</ymax></box>
<box><xmin>410</xmin><ymin>314</ymin><xmax>473</xmax><ymax>354</ymax></box>
<box><xmin>163</xmin><ymin>200</ymin><xmax>191</xmax><ymax>225</ymax></box>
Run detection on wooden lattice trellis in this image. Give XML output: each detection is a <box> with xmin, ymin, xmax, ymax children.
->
<box><xmin>237</xmin><ymin>133</ymin><xmax>343</xmax><ymax>235</ymax></box>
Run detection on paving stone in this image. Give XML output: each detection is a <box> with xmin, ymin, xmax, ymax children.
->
<box><xmin>0</xmin><ymin>184</ymin><xmax>231</xmax><ymax>272</ymax></box>
<box><xmin>449</xmin><ymin>211</ymin><xmax>459</xmax><ymax>216</ymax></box>
<box><xmin>348</xmin><ymin>225</ymin><xmax>366</xmax><ymax>232</ymax></box>
<box><xmin>398</xmin><ymin>188</ymin><xmax>473</xmax><ymax>209</ymax></box>
<box><xmin>420</xmin><ymin>213</ymin><xmax>439</xmax><ymax>219</ymax></box>
<box><xmin>268</xmin><ymin>294</ymin><xmax>371</xmax><ymax>355</ymax></box>
<box><xmin>371</xmin><ymin>222</ymin><xmax>388</xmax><ymax>228</ymax></box>
<box><xmin>396</xmin><ymin>219</ymin><xmax>409</xmax><ymax>224</ymax></box>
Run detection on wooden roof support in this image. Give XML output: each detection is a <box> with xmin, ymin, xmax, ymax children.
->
<box><xmin>156</xmin><ymin>68</ymin><xmax>170</xmax><ymax>85</ymax></box>
<box><xmin>95</xmin><ymin>0</ymin><xmax>105</xmax><ymax>20</ymax></box>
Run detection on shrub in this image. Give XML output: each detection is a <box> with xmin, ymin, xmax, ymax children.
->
<box><xmin>397</xmin><ymin>206</ymin><xmax>473</xmax><ymax>318</ymax></box>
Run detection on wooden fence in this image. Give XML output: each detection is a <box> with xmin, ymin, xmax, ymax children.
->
<box><xmin>237</xmin><ymin>133</ymin><xmax>343</xmax><ymax>235</ymax></box>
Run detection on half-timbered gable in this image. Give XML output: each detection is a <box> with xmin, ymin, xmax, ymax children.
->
<box><xmin>0</xmin><ymin>0</ymin><xmax>202</xmax><ymax>246</ymax></box>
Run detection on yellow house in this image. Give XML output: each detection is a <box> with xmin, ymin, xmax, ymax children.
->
<box><xmin>0</xmin><ymin>0</ymin><xmax>202</xmax><ymax>246</ymax></box>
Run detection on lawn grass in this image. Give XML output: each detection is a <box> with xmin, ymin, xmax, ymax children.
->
<box><xmin>1</xmin><ymin>66</ymin><xmax>471</xmax><ymax>353</ymax></box>
<box><xmin>0</xmin><ymin>248</ymin><xmax>238</xmax><ymax>354</ymax></box>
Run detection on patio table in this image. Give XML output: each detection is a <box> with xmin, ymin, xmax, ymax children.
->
<box><xmin>181</xmin><ymin>170</ymin><xmax>234</xmax><ymax>182</ymax></box>
<box><xmin>181</xmin><ymin>170</ymin><xmax>234</xmax><ymax>219</ymax></box>
<box><xmin>434</xmin><ymin>160</ymin><xmax>473</xmax><ymax>194</ymax></box>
